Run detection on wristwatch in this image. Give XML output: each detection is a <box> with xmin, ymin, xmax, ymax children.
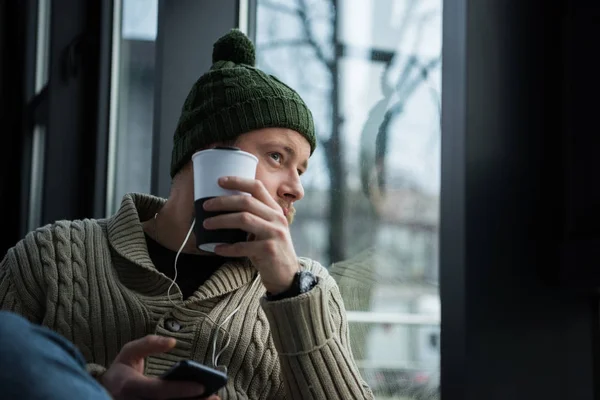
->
<box><xmin>266</xmin><ymin>270</ymin><xmax>318</xmax><ymax>301</ymax></box>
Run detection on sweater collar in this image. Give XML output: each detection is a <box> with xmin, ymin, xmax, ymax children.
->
<box><xmin>107</xmin><ymin>193</ymin><xmax>163</xmax><ymax>272</ymax></box>
<box><xmin>106</xmin><ymin>193</ymin><xmax>257</xmax><ymax>299</ymax></box>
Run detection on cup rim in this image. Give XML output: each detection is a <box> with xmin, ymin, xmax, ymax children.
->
<box><xmin>191</xmin><ymin>148</ymin><xmax>258</xmax><ymax>163</ymax></box>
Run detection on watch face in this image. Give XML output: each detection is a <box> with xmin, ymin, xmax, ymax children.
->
<box><xmin>297</xmin><ymin>271</ymin><xmax>317</xmax><ymax>294</ymax></box>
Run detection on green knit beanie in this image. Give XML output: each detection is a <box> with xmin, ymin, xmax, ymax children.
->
<box><xmin>170</xmin><ymin>29</ymin><xmax>317</xmax><ymax>178</ymax></box>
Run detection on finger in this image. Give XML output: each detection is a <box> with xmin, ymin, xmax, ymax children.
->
<box><xmin>203</xmin><ymin>212</ymin><xmax>275</xmax><ymax>238</ymax></box>
<box><xmin>203</xmin><ymin>195</ymin><xmax>280</xmax><ymax>221</ymax></box>
<box><xmin>214</xmin><ymin>239</ymin><xmax>273</xmax><ymax>258</ymax></box>
<box><xmin>115</xmin><ymin>335</ymin><xmax>176</xmax><ymax>365</ymax></box>
<box><xmin>218</xmin><ymin>176</ymin><xmax>279</xmax><ymax>210</ymax></box>
<box><xmin>125</xmin><ymin>375</ymin><xmax>205</xmax><ymax>400</ymax></box>
<box><xmin>214</xmin><ymin>241</ymin><xmax>252</xmax><ymax>258</ymax></box>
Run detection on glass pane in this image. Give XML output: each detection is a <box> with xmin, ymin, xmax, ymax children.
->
<box><xmin>256</xmin><ymin>1</ymin><xmax>442</xmax><ymax>399</ymax></box>
<box><xmin>108</xmin><ymin>0</ymin><xmax>158</xmax><ymax>214</ymax></box>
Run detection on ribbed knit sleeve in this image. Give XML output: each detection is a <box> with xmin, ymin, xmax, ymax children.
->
<box><xmin>0</xmin><ymin>257</ymin><xmax>26</xmax><ymax>316</ymax></box>
<box><xmin>260</xmin><ymin>263</ymin><xmax>374</xmax><ymax>400</ymax></box>
<box><xmin>0</xmin><ymin>234</ymin><xmax>46</xmax><ymax>322</ymax></box>
<box><xmin>0</xmin><ymin>224</ymin><xmax>120</xmax><ymax>387</ymax></box>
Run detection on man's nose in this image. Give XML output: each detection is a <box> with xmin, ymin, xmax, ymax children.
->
<box><xmin>280</xmin><ymin>172</ymin><xmax>304</xmax><ymax>201</ymax></box>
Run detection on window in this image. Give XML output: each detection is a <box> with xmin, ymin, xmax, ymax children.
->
<box><xmin>255</xmin><ymin>1</ymin><xmax>442</xmax><ymax>398</ymax></box>
<box><xmin>107</xmin><ymin>0</ymin><xmax>158</xmax><ymax>214</ymax></box>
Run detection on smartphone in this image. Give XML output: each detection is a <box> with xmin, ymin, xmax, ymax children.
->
<box><xmin>160</xmin><ymin>360</ymin><xmax>228</xmax><ymax>397</ymax></box>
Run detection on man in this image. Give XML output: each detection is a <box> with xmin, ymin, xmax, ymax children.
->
<box><xmin>0</xmin><ymin>29</ymin><xmax>373</xmax><ymax>400</ymax></box>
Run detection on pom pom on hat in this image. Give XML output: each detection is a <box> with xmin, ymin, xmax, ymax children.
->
<box><xmin>212</xmin><ymin>29</ymin><xmax>256</xmax><ymax>66</ymax></box>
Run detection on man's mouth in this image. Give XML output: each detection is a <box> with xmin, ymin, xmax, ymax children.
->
<box><xmin>281</xmin><ymin>204</ymin><xmax>296</xmax><ymax>225</ymax></box>
<box><xmin>279</xmin><ymin>202</ymin><xmax>290</xmax><ymax>215</ymax></box>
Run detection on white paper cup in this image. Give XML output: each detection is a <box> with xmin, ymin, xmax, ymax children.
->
<box><xmin>192</xmin><ymin>147</ymin><xmax>258</xmax><ymax>252</ymax></box>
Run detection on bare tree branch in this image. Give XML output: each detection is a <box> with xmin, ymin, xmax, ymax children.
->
<box><xmin>261</xmin><ymin>0</ymin><xmax>334</xmax><ymax>72</ymax></box>
<box><xmin>397</xmin><ymin>57</ymin><xmax>440</xmax><ymax>97</ymax></box>
<box><xmin>375</xmin><ymin>56</ymin><xmax>441</xmax><ymax>193</ymax></box>
<box><xmin>415</xmin><ymin>57</ymin><xmax>441</xmax><ymax>76</ymax></box>
<box><xmin>259</xmin><ymin>0</ymin><xmax>301</xmax><ymax>16</ymax></box>
<box><xmin>258</xmin><ymin>39</ymin><xmax>311</xmax><ymax>50</ymax></box>
<box><xmin>297</xmin><ymin>0</ymin><xmax>334</xmax><ymax>72</ymax></box>
<box><xmin>381</xmin><ymin>0</ymin><xmax>419</xmax><ymax>81</ymax></box>
<box><xmin>411</xmin><ymin>10</ymin><xmax>440</xmax><ymax>52</ymax></box>
<box><xmin>395</xmin><ymin>57</ymin><xmax>418</xmax><ymax>93</ymax></box>
<box><xmin>261</xmin><ymin>0</ymin><xmax>333</xmax><ymax>21</ymax></box>
<box><xmin>383</xmin><ymin>6</ymin><xmax>438</xmax><ymax>89</ymax></box>
<box><xmin>258</xmin><ymin>48</ymin><xmax>330</xmax><ymax>96</ymax></box>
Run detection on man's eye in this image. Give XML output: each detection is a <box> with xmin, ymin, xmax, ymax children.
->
<box><xmin>269</xmin><ymin>152</ymin><xmax>282</xmax><ymax>162</ymax></box>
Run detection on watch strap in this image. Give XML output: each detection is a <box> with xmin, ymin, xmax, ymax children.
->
<box><xmin>266</xmin><ymin>270</ymin><xmax>318</xmax><ymax>301</ymax></box>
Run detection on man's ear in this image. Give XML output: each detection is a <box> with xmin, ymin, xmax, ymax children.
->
<box><xmin>171</xmin><ymin>162</ymin><xmax>194</xmax><ymax>184</ymax></box>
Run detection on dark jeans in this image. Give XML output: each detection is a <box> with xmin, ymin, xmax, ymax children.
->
<box><xmin>0</xmin><ymin>311</ymin><xmax>110</xmax><ymax>400</ymax></box>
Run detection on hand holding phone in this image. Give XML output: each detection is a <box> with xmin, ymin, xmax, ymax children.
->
<box><xmin>161</xmin><ymin>360</ymin><xmax>228</xmax><ymax>398</ymax></box>
<box><xmin>101</xmin><ymin>336</ymin><xmax>207</xmax><ymax>400</ymax></box>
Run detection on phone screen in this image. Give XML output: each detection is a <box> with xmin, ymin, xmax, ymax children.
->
<box><xmin>161</xmin><ymin>360</ymin><xmax>228</xmax><ymax>397</ymax></box>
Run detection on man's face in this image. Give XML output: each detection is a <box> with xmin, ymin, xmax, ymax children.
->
<box><xmin>234</xmin><ymin>128</ymin><xmax>310</xmax><ymax>224</ymax></box>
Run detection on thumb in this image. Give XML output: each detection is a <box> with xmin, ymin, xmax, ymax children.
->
<box><xmin>115</xmin><ymin>335</ymin><xmax>176</xmax><ymax>366</ymax></box>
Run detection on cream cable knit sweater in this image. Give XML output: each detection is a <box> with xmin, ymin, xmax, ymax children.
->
<box><xmin>0</xmin><ymin>193</ymin><xmax>373</xmax><ymax>400</ymax></box>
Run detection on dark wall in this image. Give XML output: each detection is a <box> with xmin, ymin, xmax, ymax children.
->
<box><xmin>152</xmin><ymin>0</ymin><xmax>239</xmax><ymax>197</ymax></box>
<box><xmin>441</xmin><ymin>1</ymin><xmax>599</xmax><ymax>399</ymax></box>
<box><xmin>0</xmin><ymin>0</ymin><xmax>108</xmax><ymax>257</ymax></box>
<box><xmin>0</xmin><ymin>0</ymin><xmax>27</xmax><ymax>257</ymax></box>
<box><xmin>40</xmin><ymin>0</ymin><xmax>104</xmax><ymax>225</ymax></box>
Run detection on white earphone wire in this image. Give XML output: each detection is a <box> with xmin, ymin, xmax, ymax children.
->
<box><xmin>165</xmin><ymin>217</ymin><xmax>242</xmax><ymax>373</ymax></box>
